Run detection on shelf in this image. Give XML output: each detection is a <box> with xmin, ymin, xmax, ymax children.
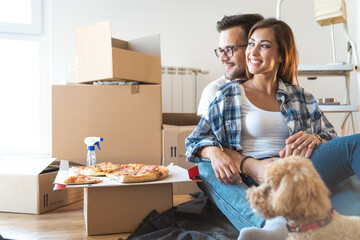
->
<box><xmin>298</xmin><ymin>64</ymin><xmax>355</xmax><ymax>77</ymax></box>
<box><xmin>297</xmin><ymin>61</ymin><xmax>357</xmax><ymax>134</ymax></box>
<box><xmin>319</xmin><ymin>105</ymin><xmax>360</xmax><ymax>113</ymax></box>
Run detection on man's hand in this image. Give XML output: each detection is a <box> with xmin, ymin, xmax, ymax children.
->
<box><xmin>197</xmin><ymin>147</ymin><xmax>242</xmax><ymax>185</ymax></box>
<box><xmin>279</xmin><ymin>131</ymin><xmax>322</xmax><ymax>158</ymax></box>
<box><xmin>279</xmin><ymin>144</ymin><xmax>309</xmax><ymax>158</ymax></box>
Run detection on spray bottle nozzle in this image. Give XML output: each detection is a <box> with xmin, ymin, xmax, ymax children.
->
<box><xmin>95</xmin><ymin>142</ymin><xmax>101</xmax><ymax>151</ymax></box>
<box><xmin>84</xmin><ymin>137</ymin><xmax>104</xmax><ymax>150</ymax></box>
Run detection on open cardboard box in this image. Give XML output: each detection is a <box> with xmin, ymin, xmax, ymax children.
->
<box><xmin>54</xmin><ymin>160</ymin><xmax>192</xmax><ymax>235</ymax></box>
<box><xmin>76</xmin><ymin>20</ymin><xmax>161</xmax><ymax>84</ymax></box>
<box><xmin>162</xmin><ymin>113</ymin><xmax>201</xmax><ymax>194</ymax></box>
<box><xmin>0</xmin><ymin>157</ymin><xmax>83</xmax><ymax>214</ymax></box>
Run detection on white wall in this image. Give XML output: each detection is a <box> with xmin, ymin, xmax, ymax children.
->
<box><xmin>50</xmin><ymin>0</ymin><xmax>359</xmax><ymax>134</ymax></box>
<box><xmin>357</xmin><ymin>0</ymin><xmax>360</xmax><ymax>132</ymax></box>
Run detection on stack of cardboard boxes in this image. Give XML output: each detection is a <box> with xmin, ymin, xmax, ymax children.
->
<box><xmin>52</xmin><ymin>20</ymin><xmax>162</xmax><ymax>166</ymax></box>
<box><xmin>52</xmin><ymin>20</ymin><xmax>170</xmax><ymax>235</ymax></box>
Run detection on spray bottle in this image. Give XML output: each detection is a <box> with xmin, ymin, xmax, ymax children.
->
<box><xmin>84</xmin><ymin>137</ymin><xmax>103</xmax><ymax>167</ymax></box>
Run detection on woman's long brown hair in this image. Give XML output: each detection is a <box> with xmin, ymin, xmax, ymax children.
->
<box><xmin>246</xmin><ymin>18</ymin><xmax>299</xmax><ymax>86</ymax></box>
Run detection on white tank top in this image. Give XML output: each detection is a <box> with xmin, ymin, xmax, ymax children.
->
<box><xmin>240</xmin><ymin>85</ymin><xmax>290</xmax><ymax>159</ymax></box>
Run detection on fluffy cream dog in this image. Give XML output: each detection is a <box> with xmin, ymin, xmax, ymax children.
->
<box><xmin>247</xmin><ymin>155</ymin><xmax>360</xmax><ymax>240</ymax></box>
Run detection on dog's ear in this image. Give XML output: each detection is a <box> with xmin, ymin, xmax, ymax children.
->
<box><xmin>271</xmin><ymin>173</ymin><xmax>300</xmax><ymax>217</ymax></box>
<box><xmin>247</xmin><ymin>185</ymin><xmax>277</xmax><ymax>219</ymax></box>
<box><xmin>271</xmin><ymin>164</ymin><xmax>331</xmax><ymax>222</ymax></box>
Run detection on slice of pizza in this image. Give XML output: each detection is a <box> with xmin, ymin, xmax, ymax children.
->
<box><xmin>64</xmin><ymin>174</ymin><xmax>103</xmax><ymax>185</ymax></box>
<box><xmin>106</xmin><ymin>164</ymin><xmax>169</xmax><ymax>183</ymax></box>
<box><xmin>71</xmin><ymin>162</ymin><xmax>119</xmax><ymax>176</ymax></box>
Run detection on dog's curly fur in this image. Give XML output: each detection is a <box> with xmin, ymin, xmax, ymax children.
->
<box><xmin>247</xmin><ymin>155</ymin><xmax>360</xmax><ymax>240</ymax></box>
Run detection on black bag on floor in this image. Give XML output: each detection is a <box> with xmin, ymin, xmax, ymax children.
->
<box><xmin>119</xmin><ymin>192</ymin><xmax>239</xmax><ymax>240</ymax></box>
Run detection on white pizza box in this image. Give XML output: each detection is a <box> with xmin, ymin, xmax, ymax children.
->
<box><xmin>54</xmin><ymin>160</ymin><xmax>192</xmax><ymax>235</ymax></box>
<box><xmin>54</xmin><ymin>160</ymin><xmax>192</xmax><ymax>188</ymax></box>
<box><xmin>0</xmin><ymin>157</ymin><xmax>83</xmax><ymax>214</ymax></box>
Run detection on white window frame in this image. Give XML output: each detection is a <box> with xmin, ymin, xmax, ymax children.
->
<box><xmin>0</xmin><ymin>0</ymin><xmax>50</xmax><ymax>156</ymax></box>
<box><xmin>0</xmin><ymin>0</ymin><xmax>42</xmax><ymax>35</ymax></box>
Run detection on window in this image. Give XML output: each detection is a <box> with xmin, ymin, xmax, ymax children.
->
<box><xmin>0</xmin><ymin>0</ymin><xmax>41</xmax><ymax>34</ymax></box>
<box><xmin>0</xmin><ymin>0</ymin><xmax>50</xmax><ymax>156</ymax></box>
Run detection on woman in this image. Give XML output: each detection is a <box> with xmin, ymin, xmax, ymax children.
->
<box><xmin>185</xmin><ymin>18</ymin><xmax>360</xmax><ymax>240</ymax></box>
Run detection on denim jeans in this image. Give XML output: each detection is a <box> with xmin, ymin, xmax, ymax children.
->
<box><xmin>196</xmin><ymin>134</ymin><xmax>360</xmax><ymax>231</ymax></box>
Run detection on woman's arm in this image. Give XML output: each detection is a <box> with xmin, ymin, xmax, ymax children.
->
<box><xmin>196</xmin><ymin>146</ymin><xmax>242</xmax><ymax>184</ymax></box>
<box><xmin>224</xmin><ymin>148</ymin><xmax>278</xmax><ymax>185</ymax></box>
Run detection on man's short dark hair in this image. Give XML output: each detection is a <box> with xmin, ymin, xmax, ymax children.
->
<box><xmin>216</xmin><ymin>13</ymin><xmax>264</xmax><ymax>36</ymax></box>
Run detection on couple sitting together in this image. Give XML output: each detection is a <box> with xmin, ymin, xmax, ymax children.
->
<box><xmin>185</xmin><ymin>13</ymin><xmax>360</xmax><ymax>240</ymax></box>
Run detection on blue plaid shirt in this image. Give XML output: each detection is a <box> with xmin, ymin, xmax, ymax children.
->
<box><xmin>185</xmin><ymin>79</ymin><xmax>338</xmax><ymax>163</ymax></box>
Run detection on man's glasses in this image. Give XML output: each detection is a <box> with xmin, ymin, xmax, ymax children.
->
<box><xmin>214</xmin><ymin>44</ymin><xmax>248</xmax><ymax>58</ymax></box>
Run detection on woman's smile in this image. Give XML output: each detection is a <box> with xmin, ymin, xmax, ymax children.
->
<box><xmin>248</xmin><ymin>58</ymin><xmax>262</xmax><ymax>65</ymax></box>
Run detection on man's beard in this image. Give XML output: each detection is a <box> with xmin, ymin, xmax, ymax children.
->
<box><xmin>225</xmin><ymin>68</ymin><xmax>246</xmax><ymax>80</ymax></box>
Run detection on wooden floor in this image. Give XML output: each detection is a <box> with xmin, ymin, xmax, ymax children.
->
<box><xmin>0</xmin><ymin>195</ymin><xmax>194</xmax><ymax>240</ymax></box>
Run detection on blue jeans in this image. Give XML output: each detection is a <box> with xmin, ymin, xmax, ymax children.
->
<box><xmin>196</xmin><ymin>134</ymin><xmax>360</xmax><ymax>231</ymax></box>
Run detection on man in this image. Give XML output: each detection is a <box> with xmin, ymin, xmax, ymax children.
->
<box><xmin>197</xmin><ymin>14</ymin><xmax>264</xmax><ymax>117</ymax></box>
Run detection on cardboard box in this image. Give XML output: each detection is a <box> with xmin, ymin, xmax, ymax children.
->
<box><xmin>84</xmin><ymin>184</ymin><xmax>172</xmax><ymax>235</ymax></box>
<box><xmin>55</xmin><ymin>161</ymin><xmax>191</xmax><ymax>235</ymax></box>
<box><xmin>315</xmin><ymin>0</ymin><xmax>346</xmax><ymax>26</ymax></box>
<box><xmin>76</xmin><ymin>20</ymin><xmax>161</xmax><ymax>84</ymax></box>
<box><xmin>162</xmin><ymin>113</ymin><xmax>201</xmax><ymax>194</ymax></box>
<box><xmin>0</xmin><ymin>158</ymin><xmax>82</xmax><ymax>214</ymax></box>
<box><xmin>52</xmin><ymin>84</ymin><xmax>162</xmax><ymax>165</ymax></box>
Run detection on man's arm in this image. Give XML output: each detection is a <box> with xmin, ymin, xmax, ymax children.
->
<box><xmin>279</xmin><ymin>90</ymin><xmax>336</xmax><ymax>158</ymax></box>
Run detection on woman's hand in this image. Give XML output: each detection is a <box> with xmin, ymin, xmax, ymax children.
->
<box><xmin>210</xmin><ymin>153</ymin><xmax>242</xmax><ymax>185</ymax></box>
<box><xmin>279</xmin><ymin>144</ymin><xmax>309</xmax><ymax>158</ymax></box>
<box><xmin>279</xmin><ymin>131</ymin><xmax>322</xmax><ymax>158</ymax></box>
<box><xmin>197</xmin><ymin>146</ymin><xmax>242</xmax><ymax>185</ymax></box>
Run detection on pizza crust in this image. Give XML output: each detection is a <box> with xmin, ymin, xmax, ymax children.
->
<box><xmin>71</xmin><ymin>162</ymin><xmax>119</xmax><ymax>176</ymax></box>
<box><xmin>106</xmin><ymin>165</ymin><xmax>169</xmax><ymax>183</ymax></box>
<box><xmin>64</xmin><ymin>174</ymin><xmax>103</xmax><ymax>185</ymax></box>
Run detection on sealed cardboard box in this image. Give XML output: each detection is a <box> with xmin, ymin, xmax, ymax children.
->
<box><xmin>0</xmin><ymin>158</ymin><xmax>82</xmax><ymax>214</ymax></box>
<box><xmin>162</xmin><ymin>113</ymin><xmax>201</xmax><ymax>194</ymax></box>
<box><xmin>76</xmin><ymin>20</ymin><xmax>161</xmax><ymax>84</ymax></box>
<box><xmin>52</xmin><ymin>84</ymin><xmax>162</xmax><ymax>165</ymax></box>
<box><xmin>315</xmin><ymin>0</ymin><xmax>346</xmax><ymax>26</ymax></box>
<box><xmin>84</xmin><ymin>184</ymin><xmax>172</xmax><ymax>235</ymax></box>
<box><xmin>54</xmin><ymin>161</ymin><xmax>191</xmax><ymax>235</ymax></box>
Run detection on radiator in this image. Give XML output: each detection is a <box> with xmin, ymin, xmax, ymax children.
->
<box><xmin>161</xmin><ymin>66</ymin><xmax>208</xmax><ymax>113</ymax></box>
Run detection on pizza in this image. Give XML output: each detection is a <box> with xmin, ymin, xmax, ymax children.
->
<box><xmin>71</xmin><ymin>162</ymin><xmax>119</xmax><ymax>176</ymax></box>
<box><xmin>106</xmin><ymin>164</ymin><xmax>169</xmax><ymax>183</ymax></box>
<box><xmin>70</xmin><ymin>162</ymin><xmax>169</xmax><ymax>183</ymax></box>
<box><xmin>64</xmin><ymin>174</ymin><xmax>103</xmax><ymax>185</ymax></box>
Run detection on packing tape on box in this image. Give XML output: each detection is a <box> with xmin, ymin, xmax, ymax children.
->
<box><xmin>131</xmin><ymin>85</ymin><xmax>139</xmax><ymax>94</ymax></box>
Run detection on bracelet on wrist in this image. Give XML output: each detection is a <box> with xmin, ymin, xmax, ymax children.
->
<box><xmin>240</xmin><ymin>156</ymin><xmax>252</xmax><ymax>173</ymax></box>
<box><xmin>314</xmin><ymin>134</ymin><xmax>325</xmax><ymax>144</ymax></box>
